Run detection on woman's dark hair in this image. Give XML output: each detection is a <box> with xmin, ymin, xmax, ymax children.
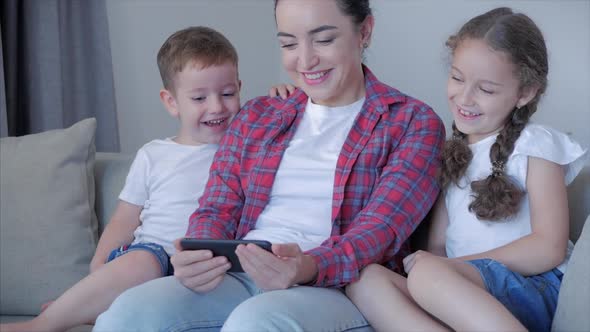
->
<box><xmin>439</xmin><ymin>7</ymin><xmax>548</xmax><ymax>221</ymax></box>
<box><xmin>274</xmin><ymin>0</ymin><xmax>372</xmax><ymax>28</ymax></box>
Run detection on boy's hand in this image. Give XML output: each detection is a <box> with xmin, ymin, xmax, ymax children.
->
<box><xmin>235</xmin><ymin>243</ymin><xmax>317</xmax><ymax>290</ymax></box>
<box><xmin>171</xmin><ymin>238</ymin><xmax>231</xmax><ymax>293</ymax></box>
<box><xmin>268</xmin><ymin>83</ymin><xmax>296</xmax><ymax>99</ymax></box>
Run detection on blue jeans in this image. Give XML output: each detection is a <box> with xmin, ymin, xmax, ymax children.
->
<box><xmin>467</xmin><ymin>258</ymin><xmax>563</xmax><ymax>332</ymax></box>
<box><xmin>93</xmin><ymin>273</ymin><xmax>372</xmax><ymax>332</ymax></box>
<box><xmin>107</xmin><ymin>242</ymin><xmax>173</xmax><ymax>276</ymax></box>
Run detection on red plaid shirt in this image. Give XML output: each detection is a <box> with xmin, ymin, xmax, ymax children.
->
<box><xmin>187</xmin><ymin>66</ymin><xmax>445</xmax><ymax>287</ymax></box>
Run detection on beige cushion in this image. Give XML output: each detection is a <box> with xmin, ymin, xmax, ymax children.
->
<box><xmin>552</xmin><ymin>214</ymin><xmax>590</xmax><ymax>332</ymax></box>
<box><xmin>0</xmin><ymin>118</ymin><xmax>98</xmax><ymax>315</ymax></box>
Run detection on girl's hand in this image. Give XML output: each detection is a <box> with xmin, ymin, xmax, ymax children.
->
<box><xmin>268</xmin><ymin>83</ymin><xmax>296</xmax><ymax>99</ymax></box>
<box><xmin>170</xmin><ymin>238</ymin><xmax>232</xmax><ymax>293</ymax></box>
<box><xmin>403</xmin><ymin>250</ymin><xmax>434</xmax><ymax>274</ymax></box>
<box><xmin>235</xmin><ymin>243</ymin><xmax>317</xmax><ymax>290</ymax></box>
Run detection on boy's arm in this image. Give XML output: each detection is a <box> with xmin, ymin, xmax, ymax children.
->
<box><xmin>426</xmin><ymin>194</ymin><xmax>449</xmax><ymax>257</ymax></box>
<box><xmin>90</xmin><ymin>200</ymin><xmax>142</xmax><ymax>273</ymax></box>
<box><xmin>268</xmin><ymin>83</ymin><xmax>296</xmax><ymax>99</ymax></box>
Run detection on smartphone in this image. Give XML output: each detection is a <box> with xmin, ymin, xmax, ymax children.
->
<box><xmin>179</xmin><ymin>238</ymin><xmax>272</xmax><ymax>272</ymax></box>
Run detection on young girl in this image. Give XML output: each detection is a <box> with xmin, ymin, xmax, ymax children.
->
<box><xmin>346</xmin><ymin>7</ymin><xmax>587</xmax><ymax>332</ymax></box>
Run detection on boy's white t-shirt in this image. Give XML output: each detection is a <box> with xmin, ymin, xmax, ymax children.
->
<box><xmin>243</xmin><ymin>97</ymin><xmax>364</xmax><ymax>251</ymax></box>
<box><xmin>445</xmin><ymin>123</ymin><xmax>588</xmax><ymax>272</ymax></box>
<box><xmin>119</xmin><ymin>138</ymin><xmax>217</xmax><ymax>255</ymax></box>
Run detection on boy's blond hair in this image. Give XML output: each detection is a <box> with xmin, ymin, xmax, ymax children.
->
<box><xmin>157</xmin><ymin>26</ymin><xmax>238</xmax><ymax>93</ymax></box>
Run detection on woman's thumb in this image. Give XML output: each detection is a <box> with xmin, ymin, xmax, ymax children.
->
<box><xmin>272</xmin><ymin>243</ymin><xmax>301</xmax><ymax>257</ymax></box>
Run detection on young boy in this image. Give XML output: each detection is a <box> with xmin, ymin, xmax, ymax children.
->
<box><xmin>1</xmin><ymin>26</ymin><xmax>242</xmax><ymax>332</ymax></box>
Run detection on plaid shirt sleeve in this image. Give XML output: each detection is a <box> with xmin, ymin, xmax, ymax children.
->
<box><xmin>184</xmin><ymin>109</ymin><xmax>248</xmax><ymax>240</ymax></box>
<box><xmin>306</xmin><ymin>102</ymin><xmax>445</xmax><ymax>287</ymax></box>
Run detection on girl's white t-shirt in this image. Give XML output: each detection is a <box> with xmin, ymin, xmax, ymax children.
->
<box><xmin>244</xmin><ymin>97</ymin><xmax>364</xmax><ymax>251</ymax></box>
<box><xmin>119</xmin><ymin>138</ymin><xmax>217</xmax><ymax>255</ymax></box>
<box><xmin>445</xmin><ymin>123</ymin><xmax>587</xmax><ymax>272</ymax></box>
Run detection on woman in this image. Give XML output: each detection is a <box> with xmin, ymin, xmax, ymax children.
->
<box><xmin>94</xmin><ymin>0</ymin><xmax>445</xmax><ymax>331</ymax></box>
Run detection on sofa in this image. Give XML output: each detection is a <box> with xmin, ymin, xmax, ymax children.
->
<box><xmin>1</xmin><ymin>118</ymin><xmax>589</xmax><ymax>332</ymax></box>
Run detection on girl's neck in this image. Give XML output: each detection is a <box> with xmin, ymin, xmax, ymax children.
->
<box><xmin>467</xmin><ymin>126</ymin><xmax>505</xmax><ymax>144</ymax></box>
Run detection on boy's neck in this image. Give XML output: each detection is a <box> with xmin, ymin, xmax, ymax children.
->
<box><xmin>172</xmin><ymin>135</ymin><xmax>208</xmax><ymax>146</ymax></box>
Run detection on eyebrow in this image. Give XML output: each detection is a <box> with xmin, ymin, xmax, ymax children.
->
<box><xmin>277</xmin><ymin>25</ymin><xmax>338</xmax><ymax>38</ymax></box>
<box><xmin>451</xmin><ymin>66</ymin><xmax>503</xmax><ymax>86</ymax></box>
<box><xmin>187</xmin><ymin>83</ymin><xmax>238</xmax><ymax>93</ymax></box>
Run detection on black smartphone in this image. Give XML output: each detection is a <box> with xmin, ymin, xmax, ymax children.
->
<box><xmin>179</xmin><ymin>238</ymin><xmax>272</xmax><ymax>272</ymax></box>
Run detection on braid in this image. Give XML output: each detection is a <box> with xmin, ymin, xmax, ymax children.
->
<box><xmin>468</xmin><ymin>106</ymin><xmax>534</xmax><ymax>220</ymax></box>
<box><xmin>444</xmin><ymin>7</ymin><xmax>548</xmax><ymax>221</ymax></box>
<box><xmin>438</xmin><ymin>122</ymin><xmax>472</xmax><ymax>188</ymax></box>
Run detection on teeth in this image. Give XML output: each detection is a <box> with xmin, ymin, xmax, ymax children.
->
<box><xmin>304</xmin><ymin>71</ymin><xmax>326</xmax><ymax>80</ymax></box>
<box><xmin>459</xmin><ymin>108</ymin><xmax>480</xmax><ymax>117</ymax></box>
<box><xmin>205</xmin><ymin>119</ymin><xmax>225</xmax><ymax>125</ymax></box>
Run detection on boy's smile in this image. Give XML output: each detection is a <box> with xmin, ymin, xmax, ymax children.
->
<box><xmin>162</xmin><ymin>62</ymin><xmax>241</xmax><ymax>145</ymax></box>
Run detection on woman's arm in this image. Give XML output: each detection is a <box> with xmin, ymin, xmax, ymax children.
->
<box><xmin>457</xmin><ymin>156</ymin><xmax>570</xmax><ymax>276</ymax></box>
<box><xmin>184</xmin><ymin>98</ymin><xmax>255</xmax><ymax>240</ymax></box>
<box><xmin>306</xmin><ymin>105</ymin><xmax>446</xmax><ymax>287</ymax></box>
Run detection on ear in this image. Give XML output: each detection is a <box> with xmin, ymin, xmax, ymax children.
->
<box><xmin>359</xmin><ymin>15</ymin><xmax>374</xmax><ymax>48</ymax></box>
<box><xmin>516</xmin><ymin>85</ymin><xmax>539</xmax><ymax>109</ymax></box>
<box><xmin>238</xmin><ymin>79</ymin><xmax>242</xmax><ymax>92</ymax></box>
<box><xmin>159</xmin><ymin>89</ymin><xmax>179</xmax><ymax>118</ymax></box>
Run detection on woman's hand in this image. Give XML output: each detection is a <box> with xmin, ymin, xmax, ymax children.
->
<box><xmin>268</xmin><ymin>83</ymin><xmax>296</xmax><ymax>99</ymax></box>
<box><xmin>170</xmin><ymin>238</ymin><xmax>232</xmax><ymax>293</ymax></box>
<box><xmin>235</xmin><ymin>243</ymin><xmax>317</xmax><ymax>290</ymax></box>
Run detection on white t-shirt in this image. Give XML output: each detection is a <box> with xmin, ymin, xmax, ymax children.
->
<box><xmin>119</xmin><ymin>138</ymin><xmax>217</xmax><ymax>255</ymax></box>
<box><xmin>244</xmin><ymin>97</ymin><xmax>364</xmax><ymax>251</ymax></box>
<box><xmin>445</xmin><ymin>124</ymin><xmax>588</xmax><ymax>272</ymax></box>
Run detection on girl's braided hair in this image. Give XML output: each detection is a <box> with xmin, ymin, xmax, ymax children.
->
<box><xmin>439</xmin><ymin>7</ymin><xmax>548</xmax><ymax>221</ymax></box>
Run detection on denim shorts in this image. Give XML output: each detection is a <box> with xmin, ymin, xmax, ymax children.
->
<box><xmin>467</xmin><ymin>258</ymin><xmax>563</xmax><ymax>332</ymax></box>
<box><xmin>106</xmin><ymin>242</ymin><xmax>173</xmax><ymax>276</ymax></box>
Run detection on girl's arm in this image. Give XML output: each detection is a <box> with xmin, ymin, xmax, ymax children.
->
<box><xmin>426</xmin><ymin>194</ymin><xmax>449</xmax><ymax>257</ymax></box>
<box><xmin>89</xmin><ymin>201</ymin><xmax>142</xmax><ymax>273</ymax></box>
<box><xmin>457</xmin><ymin>156</ymin><xmax>570</xmax><ymax>276</ymax></box>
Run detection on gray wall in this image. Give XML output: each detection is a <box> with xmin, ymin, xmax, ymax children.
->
<box><xmin>107</xmin><ymin>0</ymin><xmax>590</xmax><ymax>153</ymax></box>
<box><xmin>106</xmin><ymin>0</ymin><xmax>279</xmax><ymax>153</ymax></box>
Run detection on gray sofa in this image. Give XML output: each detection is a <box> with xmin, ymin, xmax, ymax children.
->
<box><xmin>1</xmin><ymin>131</ymin><xmax>589</xmax><ymax>331</ymax></box>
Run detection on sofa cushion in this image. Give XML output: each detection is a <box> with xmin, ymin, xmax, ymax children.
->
<box><xmin>94</xmin><ymin>152</ymin><xmax>133</xmax><ymax>235</ymax></box>
<box><xmin>552</xmin><ymin>214</ymin><xmax>590</xmax><ymax>332</ymax></box>
<box><xmin>0</xmin><ymin>118</ymin><xmax>98</xmax><ymax>315</ymax></box>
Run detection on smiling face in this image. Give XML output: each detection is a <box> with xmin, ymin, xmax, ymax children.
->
<box><xmin>160</xmin><ymin>61</ymin><xmax>241</xmax><ymax>145</ymax></box>
<box><xmin>447</xmin><ymin>38</ymin><xmax>536</xmax><ymax>144</ymax></box>
<box><xmin>275</xmin><ymin>0</ymin><xmax>372</xmax><ymax>106</ymax></box>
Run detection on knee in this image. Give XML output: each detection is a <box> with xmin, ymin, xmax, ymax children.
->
<box><xmin>345</xmin><ymin>264</ymin><xmax>389</xmax><ymax>300</ymax></box>
<box><xmin>407</xmin><ymin>255</ymin><xmax>447</xmax><ymax>297</ymax></box>
<box><xmin>94</xmin><ymin>285</ymin><xmax>166</xmax><ymax>332</ymax></box>
<box><xmin>94</xmin><ymin>291</ymin><xmax>139</xmax><ymax>331</ymax></box>
<box><xmin>223</xmin><ymin>296</ymin><xmax>295</xmax><ymax>332</ymax></box>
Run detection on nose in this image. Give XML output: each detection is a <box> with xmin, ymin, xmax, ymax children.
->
<box><xmin>299</xmin><ymin>42</ymin><xmax>319</xmax><ymax>70</ymax></box>
<box><xmin>458</xmin><ymin>84</ymin><xmax>476</xmax><ymax>106</ymax></box>
<box><xmin>209</xmin><ymin>95</ymin><xmax>225</xmax><ymax>114</ymax></box>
